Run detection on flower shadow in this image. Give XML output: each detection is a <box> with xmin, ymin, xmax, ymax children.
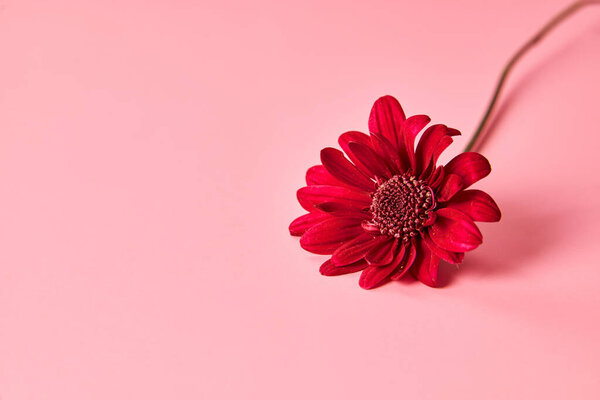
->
<box><xmin>437</xmin><ymin>198</ymin><xmax>566</xmax><ymax>287</ymax></box>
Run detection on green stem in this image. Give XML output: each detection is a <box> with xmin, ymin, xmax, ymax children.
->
<box><xmin>465</xmin><ymin>0</ymin><xmax>600</xmax><ymax>152</ymax></box>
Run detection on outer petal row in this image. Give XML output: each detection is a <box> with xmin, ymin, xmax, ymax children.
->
<box><xmin>444</xmin><ymin>190</ymin><xmax>501</xmax><ymax>222</ymax></box>
<box><xmin>368</xmin><ymin>95</ymin><xmax>406</xmax><ymax>150</ymax></box>
<box><xmin>321</xmin><ymin>148</ymin><xmax>375</xmax><ymax>192</ymax></box>
<box><xmin>297</xmin><ymin>185</ymin><xmax>371</xmax><ymax>212</ymax></box>
<box><xmin>410</xmin><ymin>240</ymin><xmax>441</xmax><ymax>287</ymax></box>
<box><xmin>299</xmin><ymin>217</ymin><xmax>364</xmax><ymax>255</ymax></box>
<box><xmin>332</xmin><ymin>234</ymin><xmax>385</xmax><ymax>266</ymax></box>
<box><xmin>415</xmin><ymin>124</ymin><xmax>460</xmax><ymax>177</ymax></box>
<box><xmin>444</xmin><ymin>152</ymin><xmax>491</xmax><ymax>189</ymax></box>
<box><xmin>368</xmin><ymin>96</ymin><xmax>432</xmax><ymax>174</ymax></box>
<box><xmin>428</xmin><ymin>208</ymin><xmax>483</xmax><ymax>252</ymax></box>
<box><xmin>289</xmin><ymin>212</ymin><xmax>332</xmax><ymax>236</ymax></box>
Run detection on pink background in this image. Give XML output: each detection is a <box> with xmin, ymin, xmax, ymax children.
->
<box><xmin>1</xmin><ymin>0</ymin><xmax>600</xmax><ymax>398</ymax></box>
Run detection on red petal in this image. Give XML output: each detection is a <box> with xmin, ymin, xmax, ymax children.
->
<box><xmin>348</xmin><ymin>141</ymin><xmax>392</xmax><ymax>179</ymax></box>
<box><xmin>297</xmin><ymin>185</ymin><xmax>371</xmax><ymax>212</ymax></box>
<box><xmin>368</xmin><ymin>95</ymin><xmax>406</xmax><ymax>149</ymax></box>
<box><xmin>338</xmin><ymin>131</ymin><xmax>375</xmax><ymax>177</ymax></box>
<box><xmin>361</xmin><ymin>220</ymin><xmax>381</xmax><ymax>233</ymax></box>
<box><xmin>370</xmin><ymin>132</ymin><xmax>406</xmax><ymax>173</ymax></box>
<box><xmin>402</xmin><ymin>114</ymin><xmax>430</xmax><ymax>171</ymax></box>
<box><xmin>332</xmin><ymin>233</ymin><xmax>383</xmax><ymax>266</ymax></box>
<box><xmin>410</xmin><ymin>241</ymin><xmax>441</xmax><ymax>287</ymax></box>
<box><xmin>404</xmin><ymin>242</ymin><xmax>417</xmax><ymax>267</ymax></box>
<box><xmin>445</xmin><ymin>189</ymin><xmax>501</xmax><ymax>222</ymax></box>
<box><xmin>422</xmin><ymin>232</ymin><xmax>464</xmax><ymax>264</ymax></box>
<box><xmin>289</xmin><ymin>212</ymin><xmax>333</xmax><ymax>236</ymax></box>
<box><xmin>429</xmin><ymin>208</ymin><xmax>483</xmax><ymax>252</ymax></box>
<box><xmin>320</xmin><ymin>259</ymin><xmax>368</xmax><ymax>276</ymax></box>
<box><xmin>315</xmin><ymin>201</ymin><xmax>371</xmax><ymax>217</ymax></box>
<box><xmin>389</xmin><ymin>241</ymin><xmax>414</xmax><ymax>280</ymax></box>
<box><xmin>444</xmin><ymin>152</ymin><xmax>491</xmax><ymax>189</ymax></box>
<box><xmin>365</xmin><ymin>237</ymin><xmax>397</xmax><ymax>265</ymax></box>
<box><xmin>431</xmin><ymin>136</ymin><xmax>454</xmax><ymax>166</ymax></box>
<box><xmin>422</xmin><ymin>211</ymin><xmax>437</xmax><ymax>227</ymax></box>
<box><xmin>300</xmin><ymin>217</ymin><xmax>364</xmax><ymax>255</ymax></box>
<box><xmin>321</xmin><ymin>148</ymin><xmax>375</xmax><ymax>192</ymax></box>
<box><xmin>427</xmin><ymin>166</ymin><xmax>445</xmax><ymax>189</ymax></box>
<box><xmin>358</xmin><ymin>255</ymin><xmax>402</xmax><ymax>290</ymax></box>
<box><xmin>339</xmin><ymin>131</ymin><xmax>372</xmax><ymax>148</ymax></box>
<box><xmin>305</xmin><ymin>165</ymin><xmax>351</xmax><ymax>188</ymax></box>
<box><xmin>415</xmin><ymin>124</ymin><xmax>460</xmax><ymax>175</ymax></box>
<box><xmin>436</xmin><ymin>173</ymin><xmax>463</xmax><ymax>202</ymax></box>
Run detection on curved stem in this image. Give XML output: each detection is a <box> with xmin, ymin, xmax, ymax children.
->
<box><xmin>465</xmin><ymin>0</ymin><xmax>600</xmax><ymax>152</ymax></box>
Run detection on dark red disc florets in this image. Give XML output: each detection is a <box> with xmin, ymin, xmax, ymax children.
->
<box><xmin>370</xmin><ymin>174</ymin><xmax>435</xmax><ymax>240</ymax></box>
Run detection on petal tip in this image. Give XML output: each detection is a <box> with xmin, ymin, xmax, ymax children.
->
<box><xmin>289</xmin><ymin>224</ymin><xmax>300</xmax><ymax>236</ymax></box>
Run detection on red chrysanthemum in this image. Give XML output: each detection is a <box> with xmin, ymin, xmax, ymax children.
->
<box><xmin>290</xmin><ymin>95</ymin><xmax>501</xmax><ymax>289</ymax></box>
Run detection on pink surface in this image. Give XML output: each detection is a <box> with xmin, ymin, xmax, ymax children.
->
<box><xmin>1</xmin><ymin>0</ymin><xmax>600</xmax><ymax>398</ymax></box>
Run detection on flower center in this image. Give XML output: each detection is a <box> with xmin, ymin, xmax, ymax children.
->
<box><xmin>370</xmin><ymin>174</ymin><xmax>435</xmax><ymax>240</ymax></box>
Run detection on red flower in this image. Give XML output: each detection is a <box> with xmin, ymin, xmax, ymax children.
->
<box><xmin>290</xmin><ymin>95</ymin><xmax>501</xmax><ymax>289</ymax></box>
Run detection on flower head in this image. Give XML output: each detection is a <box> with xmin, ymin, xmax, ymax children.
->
<box><xmin>290</xmin><ymin>95</ymin><xmax>501</xmax><ymax>289</ymax></box>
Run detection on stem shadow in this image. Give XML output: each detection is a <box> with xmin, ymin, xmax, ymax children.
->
<box><xmin>471</xmin><ymin>24</ymin><xmax>599</xmax><ymax>153</ymax></box>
